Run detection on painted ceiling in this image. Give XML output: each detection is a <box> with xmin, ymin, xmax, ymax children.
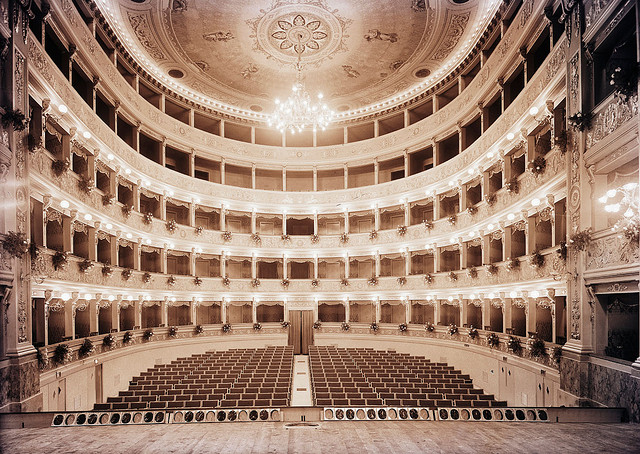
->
<box><xmin>102</xmin><ymin>0</ymin><xmax>495</xmax><ymax>119</ymax></box>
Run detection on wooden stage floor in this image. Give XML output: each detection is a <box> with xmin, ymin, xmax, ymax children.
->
<box><xmin>1</xmin><ymin>421</ymin><xmax>638</xmax><ymax>453</ymax></box>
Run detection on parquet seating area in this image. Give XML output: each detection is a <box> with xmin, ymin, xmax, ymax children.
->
<box><xmin>94</xmin><ymin>346</ymin><xmax>293</xmax><ymax>411</ymax></box>
<box><xmin>310</xmin><ymin>346</ymin><xmax>507</xmax><ymax>408</ymax></box>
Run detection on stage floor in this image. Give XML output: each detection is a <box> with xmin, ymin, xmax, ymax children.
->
<box><xmin>1</xmin><ymin>421</ymin><xmax>638</xmax><ymax>453</ymax></box>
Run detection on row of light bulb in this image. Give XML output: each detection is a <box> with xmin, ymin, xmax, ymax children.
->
<box><xmin>54</xmin><ymin>288</ymin><xmax>548</xmax><ymax>304</ymax></box>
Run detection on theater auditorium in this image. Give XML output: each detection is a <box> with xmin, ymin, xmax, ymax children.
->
<box><xmin>0</xmin><ymin>0</ymin><xmax>639</xmax><ymax>452</ymax></box>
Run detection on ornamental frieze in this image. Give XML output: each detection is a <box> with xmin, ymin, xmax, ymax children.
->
<box><xmin>586</xmin><ymin>95</ymin><xmax>638</xmax><ymax>150</ymax></box>
<box><xmin>586</xmin><ymin>232</ymin><xmax>640</xmax><ymax>271</ymax></box>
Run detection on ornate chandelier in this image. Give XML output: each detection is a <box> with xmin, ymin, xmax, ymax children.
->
<box><xmin>599</xmin><ymin>182</ymin><xmax>639</xmax><ymax>242</ymax></box>
<box><xmin>268</xmin><ymin>52</ymin><xmax>334</xmax><ymax>134</ymax></box>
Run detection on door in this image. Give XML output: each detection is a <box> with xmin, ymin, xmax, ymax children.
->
<box><xmin>288</xmin><ymin>310</ymin><xmax>314</xmax><ymax>354</ymax></box>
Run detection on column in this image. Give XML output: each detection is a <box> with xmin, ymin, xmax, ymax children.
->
<box><xmin>220</xmin><ymin>252</ymin><xmax>226</xmax><ymax>277</ymax></box>
<box><xmin>313</xmin><ymin>167</ymin><xmax>318</xmax><ymax>191</ymax></box>
<box><xmin>502</xmin><ymin>296</ymin><xmax>511</xmax><ymax>335</ymax></box>
<box><xmin>111</xmin><ymin>235</ymin><xmax>119</xmax><ymax>266</ymax></box>
<box><xmin>189</xmin><ymin>250</ymin><xmax>196</xmax><ymax>276</ymax></box>
<box><xmin>190</xmin><ymin>299</ymin><xmax>197</xmax><ymax>326</ymax></box>
<box><xmin>87</xmin><ymin>225</ymin><xmax>97</xmax><ymax>261</ymax></box>
<box><xmin>344</xmin><ymin>300</ymin><xmax>350</xmax><ymax>323</ymax></box>
<box><xmin>433</xmin><ymin>194</ymin><xmax>441</xmax><ymax>220</ymax></box>
<box><xmin>283</xmin><ymin>254</ymin><xmax>288</xmax><ymax>279</ymax></box>
<box><xmin>189</xmin><ymin>201</ymin><xmax>196</xmax><ymax>227</ymax></box>
<box><xmin>314</xmin><ymin>255</ymin><xmax>319</xmax><ymax>279</ymax></box>
<box><xmin>111</xmin><ymin>297</ymin><xmax>121</xmax><ymax>333</ymax></box>
<box><xmin>460</xmin><ymin>241</ymin><xmax>467</xmax><ymax>270</ymax></box>
<box><xmin>132</xmin><ymin>240</ymin><xmax>140</xmax><ymax>271</ymax></box>
<box><xmin>282</xmin><ymin>213</ymin><xmax>287</xmax><ymax>236</ymax></box>
<box><xmin>343</xmin><ymin>211</ymin><xmax>349</xmax><ymax>234</ymax></box>
<box><xmin>220</xmin><ymin>204</ymin><xmax>226</xmax><ymax>230</ymax></box>
<box><xmin>159</xmin><ymin>194</ymin><xmax>166</xmax><ymax>221</ymax></box>
<box><xmin>251</xmin><ymin>164</ymin><xmax>256</xmax><ymax>189</ymax></box>
<box><xmin>251</xmin><ymin>254</ymin><xmax>257</xmax><ymax>280</ymax></box>
<box><xmin>222</xmin><ymin>300</ymin><xmax>228</xmax><ymax>324</ymax></box>
<box><xmin>89</xmin><ymin>297</ymin><xmax>99</xmax><ymax>335</ymax></box>
<box><xmin>251</xmin><ymin>210</ymin><xmax>256</xmax><ymax>234</ymax></box>
<box><xmin>405</xmin><ymin>300</ymin><xmax>410</xmax><ymax>325</ymax></box>
<box><xmin>252</xmin><ymin>299</ymin><xmax>257</xmax><ymax>325</ymax></box>
<box><xmin>433</xmin><ymin>246</ymin><xmax>441</xmax><ymax>272</ymax></box>
<box><xmin>134</xmin><ymin>299</ymin><xmax>142</xmax><ymax>329</ymax></box>
<box><xmin>375</xmin><ymin>251</ymin><xmax>381</xmax><ymax>277</ymax></box>
<box><xmin>433</xmin><ymin>140</ymin><xmax>442</xmax><ymax>166</ymax></box>
<box><xmin>403</xmin><ymin>200</ymin><xmax>410</xmax><ymax>226</ymax></box>
<box><xmin>343</xmin><ymin>164</ymin><xmax>348</xmax><ymax>189</ymax></box>
<box><xmin>344</xmin><ymin>254</ymin><xmax>350</xmax><ymax>279</ymax></box>
<box><xmin>161</xmin><ymin>298</ymin><xmax>168</xmax><ymax>328</ymax></box>
<box><xmin>189</xmin><ymin>149</ymin><xmax>195</xmax><ymax>178</ymax></box>
<box><xmin>160</xmin><ymin>136</ymin><xmax>166</xmax><ymax>167</ymax></box>
<box><xmin>65</xmin><ymin>293</ymin><xmax>79</xmax><ymax>340</ymax></box>
<box><xmin>481</xmin><ymin>235</ymin><xmax>490</xmax><ymax>265</ymax></box>
<box><xmin>526</xmin><ymin>295</ymin><xmax>537</xmax><ymax>336</ymax></box>
<box><xmin>282</xmin><ymin>167</ymin><xmax>287</xmax><ymax>191</ymax></box>
<box><xmin>374</xmin><ymin>205</ymin><xmax>380</xmax><ymax>231</ymax></box>
<box><xmin>434</xmin><ymin>301</ymin><xmax>440</xmax><ymax>326</ymax></box>
<box><xmin>375</xmin><ymin>299</ymin><xmax>381</xmax><ymax>324</ymax></box>
<box><xmin>132</xmin><ymin>182</ymin><xmax>140</xmax><ymax>212</ymax></box>
<box><xmin>504</xmin><ymin>226</ymin><xmax>513</xmax><ymax>260</ymax></box>
<box><xmin>374</xmin><ymin>158</ymin><xmax>379</xmax><ymax>185</ymax></box>
<box><xmin>313</xmin><ymin>212</ymin><xmax>318</xmax><ymax>235</ymax></box>
<box><xmin>404</xmin><ymin>248</ymin><xmax>410</xmax><ymax>276</ymax></box>
<box><xmin>220</xmin><ymin>158</ymin><xmax>226</xmax><ymax>185</ymax></box>
<box><xmin>160</xmin><ymin>245</ymin><xmax>168</xmax><ymax>274</ymax></box>
<box><xmin>460</xmin><ymin>300</ymin><xmax>468</xmax><ymax>328</ymax></box>
<box><xmin>482</xmin><ymin>298</ymin><xmax>491</xmax><ymax>330</ymax></box>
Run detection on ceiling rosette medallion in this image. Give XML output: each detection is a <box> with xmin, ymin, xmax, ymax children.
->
<box><xmin>247</xmin><ymin>1</ymin><xmax>351</xmax><ymax>67</ymax></box>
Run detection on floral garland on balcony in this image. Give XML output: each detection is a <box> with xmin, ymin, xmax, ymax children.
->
<box><xmin>251</xmin><ymin>233</ymin><xmax>261</xmax><ymax>245</ymax></box>
<box><xmin>251</xmin><ymin>278</ymin><xmax>261</xmax><ymax>288</ymax></box>
<box><xmin>1</xmin><ymin>107</ymin><xmax>27</xmax><ymax>130</ymax></box>
<box><xmin>78</xmin><ymin>338</ymin><xmax>95</xmax><ymax>358</ymax></box>
<box><xmin>369</xmin><ymin>230</ymin><xmax>378</xmax><ymax>240</ymax></box>
<box><xmin>121</xmin><ymin>268</ymin><xmax>133</xmax><ymax>281</ymax></box>
<box><xmin>143</xmin><ymin>212</ymin><xmax>154</xmax><ymax>225</ymax></box>
<box><xmin>53</xmin><ymin>344</ymin><xmax>72</xmax><ymax>365</ymax></box>
<box><xmin>123</xmin><ymin>331</ymin><xmax>134</xmax><ymax>344</ymax></box>
<box><xmin>468</xmin><ymin>326</ymin><xmax>479</xmax><ymax>340</ymax></box>
<box><xmin>340</xmin><ymin>278</ymin><xmax>349</xmax><ymax>286</ymax></box>
<box><xmin>529</xmin><ymin>156</ymin><xmax>547</xmax><ymax>176</ymax></box>
<box><xmin>423</xmin><ymin>220</ymin><xmax>433</xmax><ymax>231</ymax></box>
<box><xmin>102</xmin><ymin>265</ymin><xmax>114</xmax><ymax>277</ymax></box>
<box><xmin>313</xmin><ymin>321</ymin><xmax>322</xmax><ymax>330</ymax></box>
<box><xmin>530</xmin><ymin>250</ymin><xmax>545</xmax><ymax>268</ymax></box>
<box><xmin>281</xmin><ymin>234</ymin><xmax>291</xmax><ymax>242</ymax></box>
<box><xmin>487</xmin><ymin>333</ymin><xmax>500</xmax><ymax>348</ymax></box>
<box><xmin>2</xmin><ymin>231</ymin><xmax>28</xmax><ymax>258</ymax></box>
<box><xmin>341</xmin><ymin>322</ymin><xmax>350</xmax><ymax>331</ymax></box>
<box><xmin>558</xmin><ymin>241</ymin><xmax>568</xmax><ymax>261</ymax></box>
<box><xmin>195</xmin><ymin>324</ymin><xmax>204</xmax><ymax>335</ymax></box>
<box><xmin>505</xmin><ymin>177</ymin><xmax>519</xmax><ymax>194</ymax></box>
<box><xmin>121</xmin><ymin>205</ymin><xmax>133</xmax><ymax>218</ymax></box>
<box><xmin>311</xmin><ymin>279</ymin><xmax>320</xmax><ymax>288</ymax></box>
<box><xmin>78</xmin><ymin>176</ymin><xmax>95</xmax><ymax>194</ymax></box>
<box><xmin>486</xmin><ymin>263</ymin><xmax>499</xmax><ymax>276</ymax></box>
<box><xmin>222</xmin><ymin>276</ymin><xmax>231</xmax><ymax>286</ymax></box>
<box><xmin>555</xmin><ymin>130</ymin><xmax>567</xmax><ymax>154</ymax></box>
<box><xmin>424</xmin><ymin>273</ymin><xmax>433</xmax><ymax>285</ymax></box>
<box><xmin>52</xmin><ymin>251</ymin><xmax>68</xmax><ymax>270</ymax></box>
<box><xmin>609</xmin><ymin>63</ymin><xmax>638</xmax><ymax>101</ymax></box>
<box><xmin>396</xmin><ymin>225</ymin><xmax>407</xmax><ymax>236</ymax></box>
<box><xmin>569</xmin><ymin>229</ymin><xmax>592</xmax><ymax>251</ymax></box>
<box><xmin>467</xmin><ymin>267</ymin><xmax>478</xmax><ymax>279</ymax></box>
<box><xmin>447</xmin><ymin>214</ymin><xmax>457</xmax><ymax>226</ymax></box>
<box><xmin>506</xmin><ymin>257</ymin><xmax>520</xmax><ymax>271</ymax></box>
<box><xmin>507</xmin><ymin>336</ymin><xmax>522</xmax><ymax>354</ymax></box>
<box><xmin>79</xmin><ymin>259</ymin><xmax>94</xmax><ymax>273</ymax></box>
<box><xmin>51</xmin><ymin>158</ymin><xmax>70</xmax><ymax>177</ymax></box>
<box><xmin>102</xmin><ymin>333</ymin><xmax>115</xmax><ymax>349</ymax></box>
<box><xmin>398</xmin><ymin>323</ymin><xmax>408</xmax><ymax>332</ymax></box>
<box><xmin>27</xmin><ymin>133</ymin><xmax>43</xmax><ymax>153</ymax></box>
<box><xmin>281</xmin><ymin>321</ymin><xmax>290</xmax><ymax>328</ymax></box>
<box><xmin>281</xmin><ymin>278</ymin><xmax>290</xmax><ymax>288</ymax></box>
<box><xmin>168</xmin><ymin>326</ymin><xmax>178</xmax><ymax>337</ymax></box>
<box><xmin>142</xmin><ymin>329</ymin><xmax>154</xmax><ymax>341</ymax></box>
<box><xmin>167</xmin><ymin>275</ymin><xmax>176</xmax><ymax>287</ymax></box>
<box><xmin>142</xmin><ymin>272</ymin><xmax>152</xmax><ymax>283</ymax></box>
<box><xmin>448</xmin><ymin>324</ymin><xmax>458</xmax><ymax>335</ymax></box>
<box><xmin>194</xmin><ymin>225</ymin><xmax>203</xmax><ymax>236</ymax></box>
<box><xmin>568</xmin><ymin>111</ymin><xmax>592</xmax><ymax>132</ymax></box>
<box><xmin>166</xmin><ymin>219</ymin><xmax>177</xmax><ymax>233</ymax></box>
<box><xmin>484</xmin><ymin>193</ymin><xmax>497</xmax><ymax>207</ymax></box>
<box><xmin>552</xmin><ymin>346</ymin><xmax>562</xmax><ymax>364</ymax></box>
<box><xmin>367</xmin><ymin>276</ymin><xmax>378</xmax><ymax>286</ymax></box>
<box><xmin>370</xmin><ymin>322</ymin><xmax>379</xmax><ymax>332</ymax></box>
<box><xmin>448</xmin><ymin>271</ymin><xmax>458</xmax><ymax>282</ymax></box>
<box><xmin>425</xmin><ymin>322</ymin><xmax>435</xmax><ymax>332</ymax></box>
<box><xmin>310</xmin><ymin>234</ymin><xmax>320</xmax><ymax>244</ymax></box>
<box><xmin>466</xmin><ymin>206</ymin><xmax>478</xmax><ymax>216</ymax></box>
<box><xmin>222</xmin><ymin>323</ymin><xmax>231</xmax><ymax>333</ymax></box>
<box><xmin>397</xmin><ymin>276</ymin><xmax>407</xmax><ymax>286</ymax></box>
<box><xmin>102</xmin><ymin>194</ymin><xmax>115</xmax><ymax>206</ymax></box>
<box><xmin>194</xmin><ymin>276</ymin><xmax>203</xmax><ymax>286</ymax></box>
<box><xmin>339</xmin><ymin>233</ymin><xmax>349</xmax><ymax>245</ymax></box>
<box><xmin>527</xmin><ymin>336</ymin><xmax>547</xmax><ymax>358</ymax></box>
<box><xmin>253</xmin><ymin>322</ymin><xmax>262</xmax><ymax>331</ymax></box>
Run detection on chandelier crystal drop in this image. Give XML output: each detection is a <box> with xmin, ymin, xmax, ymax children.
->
<box><xmin>269</xmin><ymin>53</ymin><xmax>334</xmax><ymax>134</ymax></box>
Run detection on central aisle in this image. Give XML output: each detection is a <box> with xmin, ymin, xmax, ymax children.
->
<box><xmin>290</xmin><ymin>355</ymin><xmax>313</xmax><ymax>407</ymax></box>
